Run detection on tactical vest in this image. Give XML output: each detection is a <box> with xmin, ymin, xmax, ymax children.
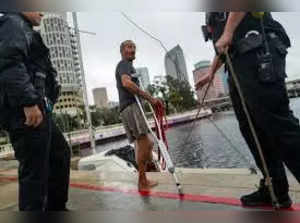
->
<box><xmin>233</xmin><ymin>13</ymin><xmax>291</xmax><ymax>48</ymax></box>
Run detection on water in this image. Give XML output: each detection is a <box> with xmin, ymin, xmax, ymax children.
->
<box><xmin>95</xmin><ymin>98</ymin><xmax>300</xmax><ymax>169</ymax></box>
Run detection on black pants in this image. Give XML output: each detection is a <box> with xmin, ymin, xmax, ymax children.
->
<box><xmin>228</xmin><ymin>41</ymin><xmax>300</xmax><ymax>194</ymax></box>
<box><xmin>229</xmin><ymin>77</ymin><xmax>289</xmax><ymax>194</ymax></box>
<box><xmin>9</xmin><ymin>115</ymin><xmax>71</xmax><ymax>211</ymax></box>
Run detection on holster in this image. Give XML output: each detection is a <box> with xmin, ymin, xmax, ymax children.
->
<box><xmin>234</xmin><ymin>34</ymin><xmax>264</xmax><ymax>56</ymax></box>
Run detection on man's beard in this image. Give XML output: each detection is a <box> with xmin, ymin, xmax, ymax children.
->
<box><xmin>128</xmin><ymin>55</ymin><xmax>136</xmax><ymax>61</ymax></box>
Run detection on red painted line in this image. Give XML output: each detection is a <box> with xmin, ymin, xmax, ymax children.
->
<box><xmin>70</xmin><ymin>182</ymin><xmax>300</xmax><ymax>211</ymax></box>
<box><xmin>0</xmin><ymin>176</ymin><xmax>17</xmax><ymax>182</ymax></box>
<box><xmin>2</xmin><ymin>176</ymin><xmax>300</xmax><ymax>211</ymax></box>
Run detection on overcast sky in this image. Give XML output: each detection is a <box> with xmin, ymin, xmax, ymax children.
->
<box><xmin>71</xmin><ymin>12</ymin><xmax>300</xmax><ymax>104</ymax></box>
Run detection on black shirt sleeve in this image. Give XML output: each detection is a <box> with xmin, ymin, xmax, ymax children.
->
<box><xmin>118</xmin><ymin>60</ymin><xmax>132</xmax><ymax>78</ymax></box>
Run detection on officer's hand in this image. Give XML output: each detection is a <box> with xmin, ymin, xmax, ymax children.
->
<box><xmin>24</xmin><ymin>105</ymin><xmax>43</xmax><ymax>128</ymax></box>
<box><xmin>149</xmin><ymin>97</ymin><xmax>164</xmax><ymax>110</ymax></box>
<box><xmin>195</xmin><ymin>71</ymin><xmax>214</xmax><ymax>90</ymax></box>
<box><xmin>156</xmin><ymin>99</ymin><xmax>165</xmax><ymax>110</ymax></box>
<box><xmin>150</xmin><ymin>97</ymin><xmax>160</xmax><ymax>107</ymax></box>
<box><xmin>215</xmin><ymin>31</ymin><xmax>233</xmax><ymax>55</ymax></box>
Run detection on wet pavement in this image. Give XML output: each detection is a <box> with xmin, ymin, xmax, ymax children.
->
<box><xmin>0</xmin><ymin>168</ymin><xmax>300</xmax><ymax>211</ymax></box>
<box><xmin>68</xmin><ymin>188</ymin><xmax>244</xmax><ymax>211</ymax></box>
<box><xmin>0</xmin><ymin>182</ymin><xmax>247</xmax><ymax>211</ymax></box>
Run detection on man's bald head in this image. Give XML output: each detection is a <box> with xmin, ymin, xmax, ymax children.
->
<box><xmin>120</xmin><ymin>40</ymin><xmax>136</xmax><ymax>61</ymax></box>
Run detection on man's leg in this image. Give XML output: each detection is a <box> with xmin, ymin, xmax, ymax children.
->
<box><xmin>136</xmin><ymin>134</ymin><xmax>158</xmax><ymax>191</ymax></box>
<box><xmin>231</xmin><ymin>42</ymin><xmax>300</xmax><ymax>183</ymax></box>
<box><xmin>121</xmin><ymin>103</ymin><xmax>158</xmax><ymax>191</ymax></box>
<box><xmin>228</xmin><ymin>76</ymin><xmax>290</xmax><ymax>207</ymax></box>
<box><xmin>229</xmin><ymin>77</ymin><xmax>289</xmax><ymax>184</ymax></box>
<box><xmin>9</xmin><ymin>120</ymin><xmax>50</xmax><ymax>211</ymax></box>
<box><xmin>47</xmin><ymin>119</ymin><xmax>71</xmax><ymax>211</ymax></box>
<box><xmin>250</xmin><ymin>92</ymin><xmax>300</xmax><ymax>183</ymax></box>
<box><xmin>135</xmin><ymin>137</ymin><xmax>158</xmax><ymax>172</ymax></box>
<box><xmin>240</xmin><ymin>77</ymin><xmax>300</xmax><ymax>208</ymax></box>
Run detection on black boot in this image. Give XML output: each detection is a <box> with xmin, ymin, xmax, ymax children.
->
<box><xmin>47</xmin><ymin>203</ymin><xmax>70</xmax><ymax>211</ymax></box>
<box><xmin>241</xmin><ymin>179</ymin><xmax>292</xmax><ymax>208</ymax></box>
<box><xmin>273</xmin><ymin>179</ymin><xmax>293</xmax><ymax>209</ymax></box>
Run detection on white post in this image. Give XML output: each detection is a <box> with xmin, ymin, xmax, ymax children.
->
<box><xmin>72</xmin><ymin>12</ymin><xmax>96</xmax><ymax>154</ymax></box>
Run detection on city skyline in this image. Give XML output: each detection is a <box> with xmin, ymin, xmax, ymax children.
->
<box><xmin>69</xmin><ymin>12</ymin><xmax>300</xmax><ymax>104</ymax></box>
<box><xmin>165</xmin><ymin>45</ymin><xmax>189</xmax><ymax>83</ymax></box>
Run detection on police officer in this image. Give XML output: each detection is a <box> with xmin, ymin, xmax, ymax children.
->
<box><xmin>196</xmin><ymin>12</ymin><xmax>300</xmax><ymax>208</ymax></box>
<box><xmin>0</xmin><ymin>12</ymin><xmax>71</xmax><ymax>211</ymax></box>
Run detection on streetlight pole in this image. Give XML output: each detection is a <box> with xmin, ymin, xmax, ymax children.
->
<box><xmin>72</xmin><ymin>12</ymin><xmax>97</xmax><ymax>155</ymax></box>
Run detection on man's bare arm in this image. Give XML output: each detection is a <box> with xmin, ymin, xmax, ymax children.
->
<box><xmin>121</xmin><ymin>74</ymin><xmax>156</xmax><ymax>105</ymax></box>
<box><xmin>215</xmin><ymin>12</ymin><xmax>247</xmax><ymax>54</ymax></box>
<box><xmin>195</xmin><ymin>55</ymin><xmax>223</xmax><ymax>89</ymax></box>
<box><xmin>224</xmin><ymin>12</ymin><xmax>247</xmax><ymax>36</ymax></box>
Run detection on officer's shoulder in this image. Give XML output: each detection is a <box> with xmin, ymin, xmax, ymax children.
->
<box><xmin>0</xmin><ymin>14</ymin><xmax>32</xmax><ymax>38</ymax></box>
<box><xmin>2</xmin><ymin>14</ymin><xmax>23</xmax><ymax>29</ymax></box>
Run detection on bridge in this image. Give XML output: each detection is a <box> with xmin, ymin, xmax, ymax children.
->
<box><xmin>203</xmin><ymin>78</ymin><xmax>300</xmax><ymax>112</ymax></box>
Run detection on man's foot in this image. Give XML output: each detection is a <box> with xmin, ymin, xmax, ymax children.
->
<box><xmin>138</xmin><ymin>180</ymin><xmax>158</xmax><ymax>191</ymax></box>
<box><xmin>145</xmin><ymin>161</ymin><xmax>160</xmax><ymax>172</ymax></box>
<box><xmin>241</xmin><ymin>180</ymin><xmax>292</xmax><ymax>209</ymax></box>
<box><xmin>147</xmin><ymin>180</ymin><xmax>158</xmax><ymax>188</ymax></box>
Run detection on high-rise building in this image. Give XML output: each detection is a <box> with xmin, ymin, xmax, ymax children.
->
<box><xmin>193</xmin><ymin>61</ymin><xmax>225</xmax><ymax>102</ymax></box>
<box><xmin>39</xmin><ymin>13</ymin><xmax>84</xmax><ymax>116</ymax></box>
<box><xmin>93</xmin><ymin>88</ymin><xmax>109</xmax><ymax>108</ymax></box>
<box><xmin>69</xmin><ymin>28</ymin><xmax>83</xmax><ymax>88</ymax></box>
<box><xmin>164</xmin><ymin>45</ymin><xmax>189</xmax><ymax>83</ymax></box>
<box><xmin>136</xmin><ymin>67</ymin><xmax>151</xmax><ymax>89</ymax></box>
<box><xmin>218</xmin><ymin>66</ymin><xmax>229</xmax><ymax>95</ymax></box>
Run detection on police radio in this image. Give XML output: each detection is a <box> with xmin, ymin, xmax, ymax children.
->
<box><xmin>257</xmin><ymin>15</ymin><xmax>276</xmax><ymax>83</ymax></box>
<box><xmin>257</xmin><ymin>52</ymin><xmax>275</xmax><ymax>83</ymax></box>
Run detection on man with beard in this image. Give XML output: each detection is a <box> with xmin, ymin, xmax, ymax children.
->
<box><xmin>115</xmin><ymin>40</ymin><xmax>162</xmax><ymax>191</ymax></box>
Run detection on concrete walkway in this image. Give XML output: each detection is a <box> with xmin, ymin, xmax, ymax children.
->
<box><xmin>0</xmin><ymin>168</ymin><xmax>299</xmax><ymax>211</ymax></box>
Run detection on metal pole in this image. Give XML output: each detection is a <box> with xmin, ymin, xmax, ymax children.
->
<box><xmin>134</xmin><ymin>95</ymin><xmax>183</xmax><ymax>194</ymax></box>
<box><xmin>72</xmin><ymin>12</ymin><xmax>96</xmax><ymax>154</ymax></box>
<box><xmin>225</xmin><ymin>51</ymin><xmax>279</xmax><ymax>210</ymax></box>
<box><xmin>134</xmin><ymin>75</ymin><xmax>183</xmax><ymax>194</ymax></box>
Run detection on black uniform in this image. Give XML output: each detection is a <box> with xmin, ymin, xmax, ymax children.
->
<box><xmin>0</xmin><ymin>13</ymin><xmax>70</xmax><ymax>211</ymax></box>
<box><xmin>205</xmin><ymin>12</ymin><xmax>300</xmax><ymax>206</ymax></box>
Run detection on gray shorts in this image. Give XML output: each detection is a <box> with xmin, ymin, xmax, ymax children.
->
<box><xmin>120</xmin><ymin>103</ymin><xmax>149</xmax><ymax>143</ymax></box>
